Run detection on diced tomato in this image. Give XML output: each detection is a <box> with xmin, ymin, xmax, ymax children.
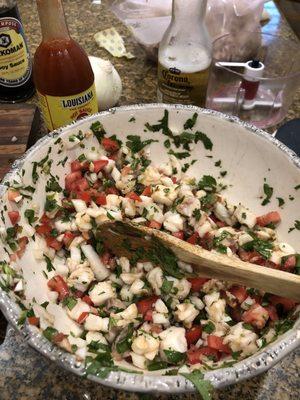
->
<box><xmin>63</xmin><ymin>231</ymin><xmax>77</xmax><ymax>248</ymax></box>
<box><xmin>77</xmin><ymin>191</ymin><xmax>91</xmax><ymax>203</ymax></box>
<box><xmin>242</xmin><ymin>303</ymin><xmax>269</xmax><ymax>329</ymax></box>
<box><xmin>47</xmin><ymin>275</ymin><xmax>69</xmax><ymax>300</ymax></box>
<box><xmin>92</xmin><ymin>159</ymin><xmax>109</xmax><ymax>173</ymax></box>
<box><xmin>102</xmin><ymin>137</ymin><xmax>119</xmax><ymax>153</ymax></box>
<box><xmin>141</xmin><ymin>186</ymin><xmax>152</xmax><ymax>196</ymax></box>
<box><xmin>185</xmin><ymin>325</ymin><xmax>202</xmax><ymax>345</ymax></box>
<box><xmin>65</xmin><ymin>171</ymin><xmax>82</xmax><ymax>191</ymax></box>
<box><xmin>229</xmin><ymin>286</ymin><xmax>248</xmax><ymax>304</ymax></box>
<box><xmin>28</xmin><ymin>316</ymin><xmax>40</xmax><ymax>326</ymax></box>
<box><xmin>40</xmin><ymin>213</ymin><xmax>52</xmax><ymax>224</ymax></box>
<box><xmin>265</xmin><ymin>305</ymin><xmax>279</xmax><ymax>321</ymax></box>
<box><xmin>8</xmin><ymin>211</ymin><xmax>20</xmax><ymax>225</ymax></box>
<box><xmin>95</xmin><ymin>193</ymin><xmax>107</xmax><ymax>206</ymax></box>
<box><xmin>144</xmin><ymin>309</ymin><xmax>153</xmax><ymax>322</ymax></box>
<box><xmin>187</xmin><ymin>346</ymin><xmax>219</xmax><ymax>365</ymax></box>
<box><xmin>126</xmin><ymin>192</ymin><xmax>142</xmax><ymax>202</ymax></box>
<box><xmin>82</xmin><ymin>295</ymin><xmax>94</xmax><ymax>306</ymax></box>
<box><xmin>282</xmin><ymin>255</ymin><xmax>296</xmax><ymax>271</ymax></box>
<box><xmin>53</xmin><ymin>333</ymin><xmax>65</xmax><ymax>343</ymax></box>
<box><xmin>7</xmin><ymin>188</ymin><xmax>20</xmax><ymax>202</ymax></box>
<box><xmin>188</xmin><ymin>277</ymin><xmax>209</xmax><ymax>292</ymax></box>
<box><xmin>269</xmin><ymin>295</ymin><xmax>297</xmax><ymax>312</ymax></box>
<box><xmin>71</xmin><ymin>160</ymin><xmax>89</xmax><ymax>172</ymax></box>
<box><xmin>73</xmin><ymin>290</ymin><xmax>84</xmax><ymax>298</ymax></box>
<box><xmin>46</xmin><ymin>236</ymin><xmax>63</xmax><ymax>251</ymax></box>
<box><xmin>238</xmin><ymin>249</ymin><xmax>266</xmax><ymax>266</ymax></box>
<box><xmin>147</xmin><ymin>220</ymin><xmax>162</xmax><ymax>230</ymax></box>
<box><xmin>171</xmin><ymin>177</ymin><xmax>177</xmax><ymax>184</ymax></box>
<box><xmin>172</xmin><ymin>231</ymin><xmax>184</xmax><ymax>240</ymax></box>
<box><xmin>136</xmin><ymin>296</ymin><xmax>158</xmax><ymax>315</ymax></box>
<box><xmin>207</xmin><ymin>335</ymin><xmax>231</xmax><ymax>354</ymax></box>
<box><xmin>105</xmin><ymin>186</ymin><xmax>119</xmax><ymax>195</ymax></box>
<box><xmin>77</xmin><ymin>312</ymin><xmax>89</xmax><ymax>324</ymax></box>
<box><xmin>256</xmin><ymin>211</ymin><xmax>281</xmax><ymax>227</ymax></box>
<box><xmin>186</xmin><ymin>232</ymin><xmax>199</xmax><ymax>245</ymax></box>
<box><xmin>199</xmin><ymin>232</ymin><xmax>213</xmax><ymax>250</ymax></box>
<box><xmin>36</xmin><ymin>224</ymin><xmax>52</xmax><ymax>237</ymax></box>
<box><xmin>75</xmin><ymin>178</ymin><xmax>89</xmax><ymax>192</ymax></box>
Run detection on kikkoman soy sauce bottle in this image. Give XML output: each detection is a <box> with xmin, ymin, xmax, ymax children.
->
<box><xmin>34</xmin><ymin>0</ymin><xmax>98</xmax><ymax>131</ymax></box>
<box><xmin>0</xmin><ymin>0</ymin><xmax>35</xmax><ymax>102</ymax></box>
<box><xmin>157</xmin><ymin>0</ymin><xmax>212</xmax><ymax>107</ymax></box>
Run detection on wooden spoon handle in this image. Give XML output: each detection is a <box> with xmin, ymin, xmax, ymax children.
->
<box><xmin>148</xmin><ymin>227</ymin><xmax>300</xmax><ymax>302</ymax></box>
<box><xmin>98</xmin><ymin>221</ymin><xmax>300</xmax><ymax>302</ymax></box>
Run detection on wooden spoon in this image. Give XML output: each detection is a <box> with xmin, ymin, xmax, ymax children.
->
<box><xmin>97</xmin><ymin>221</ymin><xmax>300</xmax><ymax>302</ymax></box>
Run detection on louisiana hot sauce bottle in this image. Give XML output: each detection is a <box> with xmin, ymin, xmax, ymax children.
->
<box><xmin>33</xmin><ymin>0</ymin><xmax>98</xmax><ymax>131</ymax></box>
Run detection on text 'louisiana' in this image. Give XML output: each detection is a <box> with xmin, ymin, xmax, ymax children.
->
<box><xmin>61</xmin><ymin>90</ymin><xmax>93</xmax><ymax>108</ymax></box>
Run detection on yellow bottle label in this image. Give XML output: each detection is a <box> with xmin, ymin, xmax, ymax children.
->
<box><xmin>37</xmin><ymin>83</ymin><xmax>98</xmax><ymax>131</ymax></box>
<box><xmin>157</xmin><ymin>62</ymin><xmax>210</xmax><ymax>107</ymax></box>
<box><xmin>0</xmin><ymin>17</ymin><xmax>31</xmax><ymax>87</ymax></box>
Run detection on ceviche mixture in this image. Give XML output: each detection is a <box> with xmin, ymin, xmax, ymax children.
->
<box><xmin>0</xmin><ymin>112</ymin><xmax>299</xmax><ymax>383</ymax></box>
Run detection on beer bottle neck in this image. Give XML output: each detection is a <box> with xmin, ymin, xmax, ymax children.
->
<box><xmin>172</xmin><ymin>0</ymin><xmax>207</xmax><ymax>22</ymax></box>
<box><xmin>36</xmin><ymin>0</ymin><xmax>70</xmax><ymax>40</ymax></box>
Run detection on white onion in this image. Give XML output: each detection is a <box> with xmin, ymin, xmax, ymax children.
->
<box><xmin>89</xmin><ymin>56</ymin><xmax>122</xmax><ymax>110</ymax></box>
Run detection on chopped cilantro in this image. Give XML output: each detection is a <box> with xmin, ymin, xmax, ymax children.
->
<box><xmin>242</xmin><ymin>236</ymin><xmax>273</xmax><ymax>259</ymax></box>
<box><xmin>24</xmin><ymin>209</ymin><xmax>36</xmax><ymax>225</ymax></box>
<box><xmin>128</xmin><ymin>117</ymin><xmax>136</xmax><ymax>122</ymax></box>
<box><xmin>203</xmin><ymin>321</ymin><xmax>215</xmax><ymax>334</ymax></box>
<box><xmin>164</xmin><ymin>349</ymin><xmax>186</xmax><ymax>364</ymax></box>
<box><xmin>164</xmin><ymin>139</ymin><xmax>171</xmax><ymax>149</ymax></box>
<box><xmin>192</xmin><ymin>208</ymin><xmax>201</xmax><ymax>221</ymax></box>
<box><xmin>161</xmin><ymin>279</ymin><xmax>174</xmax><ymax>294</ymax></box>
<box><xmin>147</xmin><ymin>360</ymin><xmax>169</xmax><ymax>371</ymax></box>
<box><xmin>116</xmin><ymin>323</ymin><xmax>134</xmax><ymax>354</ymax></box>
<box><xmin>168</xmin><ymin>149</ymin><xmax>190</xmax><ymax>159</ymax></box>
<box><xmin>62</xmin><ymin>296</ymin><xmax>77</xmax><ymax>310</ymax></box>
<box><xmin>294</xmin><ymin>184</ymin><xmax>300</xmax><ymax>190</ymax></box>
<box><xmin>183</xmin><ymin>112</ymin><xmax>198</xmax><ymax>129</ymax></box>
<box><xmin>32</xmin><ymin>162</ymin><xmax>38</xmax><ymax>184</ymax></box>
<box><xmin>198</xmin><ymin>175</ymin><xmax>217</xmax><ymax>192</ymax></box>
<box><xmin>181</xmin><ymin>370</ymin><xmax>213</xmax><ymax>400</ymax></box>
<box><xmin>46</xmin><ymin>176</ymin><xmax>62</xmax><ymax>192</ymax></box>
<box><xmin>126</xmin><ymin>135</ymin><xmax>158</xmax><ymax>153</ymax></box>
<box><xmin>44</xmin><ymin>196</ymin><xmax>58</xmax><ymax>213</ymax></box>
<box><xmin>57</xmin><ymin>156</ymin><xmax>68</xmax><ymax>167</ymax></box>
<box><xmin>261</xmin><ymin>183</ymin><xmax>273</xmax><ymax>206</ymax></box>
<box><xmin>43</xmin><ymin>326</ymin><xmax>58</xmax><ymax>341</ymax></box>
<box><xmin>194</xmin><ymin>131</ymin><xmax>213</xmax><ymax>150</ymax></box>
<box><xmin>277</xmin><ymin>197</ymin><xmax>285</xmax><ymax>207</ymax></box>
<box><xmin>220</xmin><ymin>171</ymin><xmax>227</xmax><ymax>177</ymax></box>
<box><xmin>44</xmin><ymin>255</ymin><xmax>55</xmax><ymax>272</ymax></box>
<box><xmin>145</xmin><ymin>110</ymin><xmax>173</xmax><ymax>138</ymax></box>
<box><xmin>214</xmin><ymin>160</ymin><xmax>221</xmax><ymax>167</ymax></box>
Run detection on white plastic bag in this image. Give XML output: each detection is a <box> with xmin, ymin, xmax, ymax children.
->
<box><xmin>108</xmin><ymin>0</ymin><xmax>268</xmax><ymax>60</ymax></box>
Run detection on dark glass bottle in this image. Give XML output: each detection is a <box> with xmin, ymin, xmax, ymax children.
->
<box><xmin>0</xmin><ymin>0</ymin><xmax>35</xmax><ymax>103</ymax></box>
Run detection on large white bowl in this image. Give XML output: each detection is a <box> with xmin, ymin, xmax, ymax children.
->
<box><xmin>0</xmin><ymin>104</ymin><xmax>299</xmax><ymax>393</ymax></box>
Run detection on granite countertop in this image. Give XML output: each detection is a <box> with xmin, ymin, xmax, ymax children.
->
<box><xmin>0</xmin><ymin>1</ymin><xmax>299</xmax><ymax>399</ymax></box>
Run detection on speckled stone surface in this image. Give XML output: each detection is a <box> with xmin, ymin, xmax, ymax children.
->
<box><xmin>0</xmin><ymin>0</ymin><xmax>299</xmax><ymax>398</ymax></box>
